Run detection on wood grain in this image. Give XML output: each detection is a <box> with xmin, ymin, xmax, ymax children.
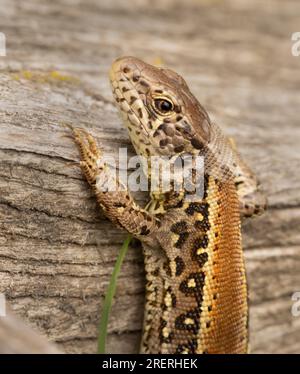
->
<box><xmin>0</xmin><ymin>308</ymin><xmax>61</xmax><ymax>353</ymax></box>
<box><xmin>0</xmin><ymin>0</ymin><xmax>299</xmax><ymax>353</ymax></box>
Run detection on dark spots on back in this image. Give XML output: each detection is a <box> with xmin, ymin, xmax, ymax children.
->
<box><xmin>171</xmin><ymin>221</ymin><xmax>189</xmax><ymax>248</ymax></box>
<box><xmin>195</xmin><ymin>219</ymin><xmax>210</xmax><ymax>231</ymax></box>
<box><xmin>153</xmin><ymin>129</ymin><xmax>160</xmax><ymax>137</ymax></box>
<box><xmin>154</xmin><ymin>89</ymin><xmax>163</xmax><ymax>94</ymax></box>
<box><xmin>176</xmin><ymin>339</ymin><xmax>197</xmax><ymax>354</ymax></box>
<box><xmin>159</xmin><ymin>316</ymin><xmax>174</xmax><ymax>344</ymax></box>
<box><xmin>174</xmin><ymin>309</ymin><xmax>199</xmax><ymax>333</ymax></box>
<box><xmin>163</xmin><ymin>287</ymin><xmax>177</xmax><ymax>309</ymax></box>
<box><xmin>133</xmin><ymin>74</ymin><xmax>140</xmax><ymax>82</ymax></box>
<box><xmin>185</xmin><ymin>202</ymin><xmax>209</xmax><ymax>216</ymax></box>
<box><xmin>176</xmin><ymin>115</ymin><xmax>183</xmax><ymax>121</ymax></box>
<box><xmin>191</xmin><ymin>250</ymin><xmax>208</xmax><ymax>267</ymax></box>
<box><xmin>175</xmin><ymin>256</ymin><xmax>185</xmax><ymax>276</ymax></box>
<box><xmin>175</xmin><ymin>232</ymin><xmax>189</xmax><ymax>249</ymax></box>
<box><xmin>160</xmin><ymin>330</ymin><xmax>174</xmax><ymax>345</ymax></box>
<box><xmin>191</xmin><ymin>137</ymin><xmax>203</xmax><ymax>150</ymax></box>
<box><xmin>122</xmin><ymin>86</ymin><xmax>129</xmax><ymax>92</ymax></box>
<box><xmin>171</xmin><ymin>292</ymin><xmax>177</xmax><ymax>307</ymax></box>
<box><xmin>179</xmin><ymin>272</ymin><xmax>205</xmax><ymax>298</ymax></box>
<box><xmin>192</xmin><ymin>235</ymin><xmax>209</xmax><ymax>251</ymax></box>
<box><xmin>147</xmin><ymin>121</ymin><xmax>153</xmax><ymax>129</ymax></box>
<box><xmin>159</xmin><ymin>317</ymin><xmax>167</xmax><ymax>330</ymax></box>
<box><xmin>170</xmin><ymin>221</ymin><xmax>188</xmax><ymax>234</ymax></box>
<box><xmin>185</xmin><ymin>202</ymin><xmax>211</xmax><ymax>231</ymax></box>
<box><xmin>163</xmin><ymin>260</ymin><xmax>172</xmax><ymax>277</ymax></box>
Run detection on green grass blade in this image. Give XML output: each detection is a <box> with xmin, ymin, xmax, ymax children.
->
<box><xmin>97</xmin><ymin>234</ymin><xmax>132</xmax><ymax>354</ymax></box>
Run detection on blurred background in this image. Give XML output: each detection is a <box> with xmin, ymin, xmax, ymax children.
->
<box><xmin>0</xmin><ymin>0</ymin><xmax>299</xmax><ymax>353</ymax></box>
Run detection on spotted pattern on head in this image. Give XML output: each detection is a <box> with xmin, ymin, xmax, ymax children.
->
<box><xmin>109</xmin><ymin>56</ymin><xmax>212</xmax><ymax>169</ymax></box>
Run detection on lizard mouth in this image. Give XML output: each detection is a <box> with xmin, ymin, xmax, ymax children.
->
<box><xmin>109</xmin><ymin>57</ymin><xmax>155</xmax><ymax>157</ymax></box>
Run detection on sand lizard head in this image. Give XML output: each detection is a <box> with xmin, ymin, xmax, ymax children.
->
<box><xmin>109</xmin><ymin>56</ymin><xmax>212</xmax><ymax>160</ymax></box>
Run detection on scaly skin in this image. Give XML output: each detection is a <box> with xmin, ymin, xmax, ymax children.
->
<box><xmin>70</xmin><ymin>56</ymin><xmax>266</xmax><ymax>354</ymax></box>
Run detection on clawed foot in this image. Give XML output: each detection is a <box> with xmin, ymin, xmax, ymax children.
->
<box><xmin>240</xmin><ymin>191</ymin><xmax>267</xmax><ymax>218</ymax></box>
<box><xmin>66</xmin><ymin>124</ymin><xmax>103</xmax><ymax>186</ymax></box>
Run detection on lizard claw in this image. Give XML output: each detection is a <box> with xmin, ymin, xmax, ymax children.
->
<box><xmin>67</xmin><ymin>125</ymin><xmax>104</xmax><ymax>186</ymax></box>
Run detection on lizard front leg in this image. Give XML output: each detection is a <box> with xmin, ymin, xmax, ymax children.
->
<box><xmin>71</xmin><ymin>127</ymin><xmax>160</xmax><ymax>246</ymax></box>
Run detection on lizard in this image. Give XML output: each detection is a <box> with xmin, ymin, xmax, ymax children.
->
<box><xmin>69</xmin><ymin>56</ymin><xmax>266</xmax><ymax>354</ymax></box>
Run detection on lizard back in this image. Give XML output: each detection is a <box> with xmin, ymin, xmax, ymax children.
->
<box><xmin>141</xmin><ymin>176</ymin><xmax>248</xmax><ymax>354</ymax></box>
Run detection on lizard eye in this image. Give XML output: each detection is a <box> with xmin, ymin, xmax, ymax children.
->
<box><xmin>153</xmin><ymin>98</ymin><xmax>174</xmax><ymax>115</ymax></box>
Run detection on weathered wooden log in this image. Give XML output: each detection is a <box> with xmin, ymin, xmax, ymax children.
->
<box><xmin>0</xmin><ymin>306</ymin><xmax>61</xmax><ymax>353</ymax></box>
<box><xmin>0</xmin><ymin>0</ymin><xmax>299</xmax><ymax>353</ymax></box>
